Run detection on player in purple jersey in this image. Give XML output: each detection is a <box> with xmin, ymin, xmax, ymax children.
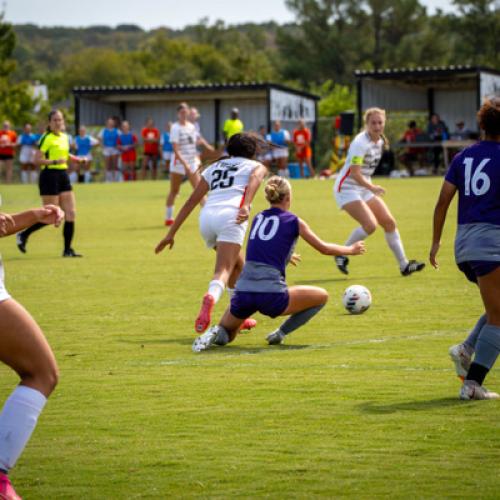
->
<box><xmin>193</xmin><ymin>176</ymin><xmax>366</xmax><ymax>352</ymax></box>
<box><xmin>431</xmin><ymin>97</ymin><xmax>500</xmax><ymax>400</ymax></box>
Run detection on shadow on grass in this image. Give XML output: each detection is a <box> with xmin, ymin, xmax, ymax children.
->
<box><xmin>118</xmin><ymin>337</ymin><xmax>194</xmax><ymax>346</ymax></box>
<box><xmin>358</xmin><ymin>397</ymin><xmax>464</xmax><ymax>414</ymax></box>
<box><xmin>202</xmin><ymin>344</ymin><xmax>311</xmax><ymax>355</ymax></box>
<box><xmin>294</xmin><ymin>275</ymin><xmax>393</xmax><ymax>285</ymax></box>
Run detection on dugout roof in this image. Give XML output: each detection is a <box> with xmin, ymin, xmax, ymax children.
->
<box><xmin>355</xmin><ymin>65</ymin><xmax>500</xmax><ymax>131</ymax></box>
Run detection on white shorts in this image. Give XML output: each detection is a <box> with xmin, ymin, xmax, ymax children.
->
<box><xmin>19</xmin><ymin>148</ymin><xmax>36</xmax><ymax>165</ymax></box>
<box><xmin>162</xmin><ymin>151</ymin><xmax>172</xmax><ymax>161</ymax></box>
<box><xmin>199</xmin><ymin>206</ymin><xmax>248</xmax><ymax>249</ymax></box>
<box><xmin>170</xmin><ymin>157</ymin><xmax>200</xmax><ymax>176</ymax></box>
<box><xmin>0</xmin><ymin>262</ymin><xmax>11</xmax><ymax>303</ymax></box>
<box><xmin>334</xmin><ymin>185</ymin><xmax>375</xmax><ymax>209</ymax></box>
<box><xmin>76</xmin><ymin>154</ymin><xmax>92</xmax><ymax>162</ymax></box>
<box><xmin>257</xmin><ymin>153</ymin><xmax>272</xmax><ymax>163</ymax></box>
<box><xmin>102</xmin><ymin>147</ymin><xmax>119</xmax><ymax>157</ymax></box>
<box><xmin>273</xmin><ymin>148</ymin><xmax>289</xmax><ymax>160</ymax></box>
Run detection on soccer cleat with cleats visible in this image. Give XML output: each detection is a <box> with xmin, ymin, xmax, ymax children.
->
<box><xmin>266</xmin><ymin>329</ymin><xmax>286</xmax><ymax>345</ymax></box>
<box><xmin>401</xmin><ymin>259</ymin><xmax>425</xmax><ymax>276</ymax></box>
<box><xmin>239</xmin><ymin>318</ymin><xmax>257</xmax><ymax>332</ymax></box>
<box><xmin>195</xmin><ymin>293</ymin><xmax>215</xmax><ymax>333</ymax></box>
<box><xmin>0</xmin><ymin>472</ymin><xmax>22</xmax><ymax>500</ymax></box>
<box><xmin>449</xmin><ymin>343</ymin><xmax>472</xmax><ymax>381</ymax></box>
<box><xmin>335</xmin><ymin>255</ymin><xmax>349</xmax><ymax>275</ymax></box>
<box><xmin>16</xmin><ymin>233</ymin><xmax>26</xmax><ymax>254</ymax></box>
<box><xmin>165</xmin><ymin>219</ymin><xmax>174</xmax><ymax>226</ymax></box>
<box><xmin>192</xmin><ymin>326</ymin><xmax>219</xmax><ymax>352</ymax></box>
<box><xmin>459</xmin><ymin>380</ymin><xmax>499</xmax><ymax>400</ymax></box>
<box><xmin>63</xmin><ymin>248</ymin><xmax>83</xmax><ymax>258</ymax></box>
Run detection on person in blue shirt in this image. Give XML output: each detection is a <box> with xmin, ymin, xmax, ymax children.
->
<box><xmin>17</xmin><ymin>123</ymin><xmax>38</xmax><ymax>184</ymax></box>
<box><xmin>192</xmin><ymin>175</ymin><xmax>366</xmax><ymax>352</ymax></box>
<box><xmin>431</xmin><ymin>97</ymin><xmax>500</xmax><ymax>400</ymax></box>
<box><xmin>99</xmin><ymin>117</ymin><xmax>120</xmax><ymax>182</ymax></box>
<box><xmin>73</xmin><ymin>126</ymin><xmax>98</xmax><ymax>183</ymax></box>
<box><xmin>161</xmin><ymin>121</ymin><xmax>173</xmax><ymax>177</ymax></box>
<box><xmin>270</xmin><ymin>120</ymin><xmax>291</xmax><ymax>178</ymax></box>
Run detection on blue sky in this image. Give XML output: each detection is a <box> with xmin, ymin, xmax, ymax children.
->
<box><xmin>6</xmin><ymin>0</ymin><xmax>455</xmax><ymax>29</ymax></box>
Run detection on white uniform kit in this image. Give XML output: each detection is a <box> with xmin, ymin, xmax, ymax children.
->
<box><xmin>199</xmin><ymin>157</ymin><xmax>260</xmax><ymax>248</ymax></box>
<box><xmin>0</xmin><ymin>258</ymin><xmax>11</xmax><ymax>302</ymax></box>
<box><xmin>334</xmin><ymin>131</ymin><xmax>383</xmax><ymax>208</ymax></box>
<box><xmin>170</xmin><ymin>122</ymin><xmax>200</xmax><ymax>175</ymax></box>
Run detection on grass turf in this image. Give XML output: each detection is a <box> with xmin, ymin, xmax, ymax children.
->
<box><xmin>0</xmin><ymin>178</ymin><xmax>499</xmax><ymax>499</ymax></box>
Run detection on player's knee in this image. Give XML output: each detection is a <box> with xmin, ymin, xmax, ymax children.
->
<box><xmin>363</xmin><ymin>221</ymin><xmax>377</xmax><ymax>234</ymax></box>
<box><xmin>318</xmin><ymin>288</ymin><xmax>329</xmax><ymax>305</ymax></box>
<box><xmin>381</xmin><ymin>218</ymin><xmax>396</xmax><ymax>232</ymax></box>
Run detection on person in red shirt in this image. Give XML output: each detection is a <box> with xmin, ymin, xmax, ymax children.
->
<box><xmin>117</xmin><ymin>121</ymin><xmax>138</xmax><ymax>181</ymax></box>
<box><xmin>0</xmin><ymin>121</ymin><xmax>18</xmax><ymax>184</ymax></box>
<box><xmin>292</xmin><ymin>119</ymin><xmax>314</xmax><ymax>178</ymax></box>
<box><xmin>141</xmin><ymin>118</ymin><xmax>160</xmax><ymax>180</ymax></box>
<box><xmin>399</xmin><ymin>120</ymin><xmax>423</xmax><ymax>176</ymax></box>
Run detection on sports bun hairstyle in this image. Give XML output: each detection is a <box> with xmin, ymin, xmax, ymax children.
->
<box><xmin>265</xmin><ymin>175</ymin><xmax>291</xmax><ymax>204</ymax></box>
<box><xmin>477</xmin><ymin>97</ymin><xmax>500</xmax><ymax>137</ymax></box>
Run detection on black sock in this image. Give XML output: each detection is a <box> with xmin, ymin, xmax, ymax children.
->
<box><xmin>21</xmin><ymin>222</ymin><xmax>47</xmax><ymax>240</ymax></box>
<box><xmin>465</xmin><ymin>362</ymin><xmax>489</xmax><ymax>386</ymax></box>
<box><xmin>63</xmin><ymin>221</ymin><xmax>74</xmax><ymax>252</ymax></box>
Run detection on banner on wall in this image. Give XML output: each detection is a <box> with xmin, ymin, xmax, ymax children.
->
<box><xmin>480</xmin><ymin>72</ymin><xmax>500</xmax><ymax>100</ymax></box>
<box><xmin>270</xmin><ymin>88</ymin><xmax>316</xmax><ymax>122</ymax></box>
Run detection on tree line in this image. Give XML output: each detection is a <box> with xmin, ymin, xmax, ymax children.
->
<box><xmin>1</xmin><ymin>0</ymin><xmax>499</xmax><ymax>124</ymax></box>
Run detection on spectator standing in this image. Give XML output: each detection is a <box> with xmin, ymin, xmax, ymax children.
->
<box><xmin>117</xmin><ymin>121</ymin><xmax>138</xmax><ymax>181</ymax></box>
<box><xmin>141</xmin><ymin>118</ymin><xmax>160</xmax><ymax>180</ymax></box>
<box><xmin>0</xmin><ymin>121</ymin><xmax>17</xmax><ymax>184</ymax></box>
<box><xmin>73</xmin><ymin>126</ymin><xmax>98</xmax><ymax>183</ymax></box>
<box><xmin>293</xmin><ymin>119</ymin><xmax>314</xmax><ymax>178</ymax></box>
<box><xmin>223</xmin><ymin>108</ymin><xmax>244</xmax><ymax>143</ymax></box>
<box><xmin>270</xmin><ymin>120</ymin><xmax>291</xmax><ymax>177</ymax></box>
<box><xmin>427</xmin><ymin>113</ymin><xmax>449</xmax><ymax>174</ymax></box>
<box><xmin>161</xmin><ymin>121</ymin><xmax>173</xmax><ymax>177</ymax></box>
<box><xmin>17</xmin><ymin>123</ymin><xmax>38</xmax><ymax>184</ymax></box>
<box><xmin>99</xmin><ymin>117</ymin><xmax>120</xmax><ymax>182</ymax></box>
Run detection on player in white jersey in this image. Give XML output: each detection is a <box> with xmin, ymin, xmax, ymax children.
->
<box><xmin>165</xmin><ymin>103</ymin><xmax>213</xmax><ymax>226</ymax></box>
<box><xmin>156</xmin><ymin>133</ymin><xmax>268</xmax><ymax>334</ymax></box>
<box><xmin>333</xmin><ymin>107</ymin><xmax>425</xmax><ymax>276</ymax></box>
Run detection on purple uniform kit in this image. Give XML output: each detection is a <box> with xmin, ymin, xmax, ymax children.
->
<box><xmin>231</xmin><ymin>207</ymin><xmax>299</xmax><ymax>319</ymax></box>
<box><xmin>445</xmin><ymin>140</ymin><xmax>500</xmax><ymax>282</ymax></box>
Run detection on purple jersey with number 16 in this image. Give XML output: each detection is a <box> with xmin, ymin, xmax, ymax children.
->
<box><xmin>445</xmin><ymin>141</ymin><xmax>500</xmax><ymax>226</ymax></box>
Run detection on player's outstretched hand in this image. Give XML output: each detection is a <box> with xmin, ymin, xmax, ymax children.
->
<box><xmin>289</xmin><ymin>253</ymin><xmax>301</xmax><ymax>266</ymax></box>
<box><xmin>236</xmin><ymin>205</ymin><xmax>250</xmax><ymax>224</ymax></box>
<box><xmin>0</xmin><ymin>213</ymin><xmax>15</xmax><ymax>237</ymax></box>
<box><xmin>349</xmin><ymin>241</ymin><xmax>366</xmax><ymax>255</ymax></box>
<box><xmin>155</xmin><ymin>235</ymin><xmax>174</xmax><ymax>254</ymax></box>
<box><xmin>371</xmin><ymin>185</ymin><xmax>386</xmax><ymax>197</ymax></box>
<box><xmin>429</xmin><ymin>242</ymin><xmax>440</xmax><ymax>269</ymax></box>
<box><xmin>36</xmin><ymin>205</ymin><xmax>64</xmax><ymax>227</ymax></box>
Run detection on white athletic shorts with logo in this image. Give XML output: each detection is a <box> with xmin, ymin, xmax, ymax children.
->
<box><xmin>0</xmin><ymin>260</ymin><xmax>11</xmax><ymax>303</ymax></box>
<box><xmin>102</xmin><ymin>147</ymin><xmax>119</xmax><ymax>157</ymax></box>
<box><xmin>170</xmin><ymin>157</ymin><xmax>200</xmax><ymax>175</ymax></box>
<box><xmin>162</xmin><ymin>151</ymin><xmax>172</xmax><ymax>161</ymax></box>
<box><xmin>273</xmin><ymin>147</ymin><xmax>289</xmax><ymax>160</ymax></box>
<box><xmin>199</xmin><ymin>206</ymin><xmax>248</xmax><ymax>249</ymax></box>
<box><xmin>334</xmin><ymin>184</ymin><xmax>375</xmax><ymax>209</ymax></box>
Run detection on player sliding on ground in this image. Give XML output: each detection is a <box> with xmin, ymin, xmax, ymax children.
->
<box><xmin>156</xmin><ymin>133</ymin><xmax>268</xmax><ymax>333</ymax></box>
<box><xmin>333</xmin><ymin>107</ymin><xmax>424</xmax><ymax>276</ymax></box>
<box><xmin>431</xmin><ymin>97</ymin><xmax>500</xmax><ymax>400</ymax></box>
<box><xmin>0</xmin><ymin>204</ymin><xmax>63</xmax><ymax>500</ymax></box>
<box><xmin>192</xmin><ymin>176</ymin><xmax>366</xmax><ymax>352</ymax></box>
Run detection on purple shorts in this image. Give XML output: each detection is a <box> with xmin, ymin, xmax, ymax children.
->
<box><xmin>230</xmin><ymin>291</ymin><xmax>289</xmax><ymax>319</ymax></box>
<box><xmin>458</xmin><ymin>260</ymin><xmax>500</xmax><ymax>284</ymax></box>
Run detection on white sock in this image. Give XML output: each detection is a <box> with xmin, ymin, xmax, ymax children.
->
<box><xmin>385</xmin><ymin>230</ymin><xmax>409</xmax><ymax>270</ymax></box>
<box><xmin>105</xmin><ymin>171</ymin><xmax>113</xmax><ymax>182</ymax></box>
<box><xmin>0</xmin><ymin>386</ymin><xmax>47</xmax><ymax>472</ymax></box>
<box><xmin>166</xmin><ymin>206</ymin><xmax>174</xmax><ymax>220</ymax></box>
<box><xmin>208</xmin><ymin>279</ymin><xmax>225</xmax><ymax>303</ymax></box>
<box><xmin>84</xmin><ymin>171</ymin><xmax>92</xmax><ymax>183</ymax></box>
<box><xmin>69</xmin><ymin>171</ymin><xmax>78</xmax><ymax>184</ymax></box>
<box><xmin>20</xmin><ymin>171</ymin><xmax>28</xmax><ymax>184</ymax></box>
<box><xmin>345</xmin><ymin>226</ymin><xmax>369</xmax><ymax>246</ymax></box>
<box><xmin>227</xmin><ymin>287</ymin><xmax>235</xmax><ymax>298</ymax></box>
<box><xmin>30</xmin><ymin>171</ymin><xmax>38</xmax><ymax>184</ymax></box>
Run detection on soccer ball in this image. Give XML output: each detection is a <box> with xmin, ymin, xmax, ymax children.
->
<box><xmin>342</xmin><ymin>285</ymin><xmax>371</xmax><ymax>315</ymax></box>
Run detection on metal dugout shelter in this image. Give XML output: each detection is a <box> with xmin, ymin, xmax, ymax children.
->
<box><xmin>355</xmin><ymin>65</ymin><xmax>500</xmax><ymax>132</ymax></box>
<box><xmin>73</xmin><ymin>82</ymin><xmax>320</xmax><ymax>145</ymax></box>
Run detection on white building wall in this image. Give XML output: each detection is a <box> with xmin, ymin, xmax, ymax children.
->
<box><xmin>434</xmin><ymin>89</ymin><xmax>478</xmax><ymax>132</ymax></box>
<box><xmin>362</xmin><ymin>80</ymin><xmax>427</xmax><ymax>111</ymax></box>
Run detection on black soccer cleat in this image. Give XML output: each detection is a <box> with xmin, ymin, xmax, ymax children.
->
<box><xmin>16</xmin><ymin>233</ymin><xmax>27</xmax><ymax>254</ymax></box>
<box><xmin>401</xmin><ymin>259</ymin><xmax>425</xmax><ymax>276</ymax></box>
<box><xmin>63</xmin><ymin>248</ymin><xmax>83</xmax><ymax>258</ymax></box>
<box><xmin>335</xmin><ymin>255</ymin><xmax>349</xmax><ymax>275</ymax></box>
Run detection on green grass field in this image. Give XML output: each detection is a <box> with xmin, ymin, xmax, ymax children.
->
<box><xmin>0</xmin><ymin>178</ymin><xmax>499</xmax><ymax>499</ymax></box>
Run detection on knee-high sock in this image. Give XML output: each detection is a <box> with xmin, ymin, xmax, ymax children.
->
<box><xmin>20</xmin><ymin>171</ymin><xmax>28</xmax><ymax>184</ymax></box>
<box><xmin>0</xmin><ymin>386</ymin><xmax>47</xmax><ymax>472</ymax></box>
<box><xmin>214</xmin><ymin>325</ymin><xmax>230</xmax><ymax>346</ymax></box>
<box><xmin>30</xmin><ymin>170</ymin><xmax>38</xmax><ymax>184</ymax></box>
<box><xmin>207</xmin><ymin>279</ymin><xmax>225</xmax><ymax>303</ymax></box>
<box><xmin>345</xmin><ymin>226</ymin><xmax>369</xmax><ymax>246</ymax></box>
<box><xmin>464</xmin><ymin>314</ymin><xmax>487</xmax><ymax>351</ymax></box>
<box><xmin>63</xmin><ymin>221</ymin><xmax>74</xmax><ymax>252</ymax></box>
<box><xmin>279</xmin><ymin>304</ymin><xmax>325</xmax><ymax>336</ymax></box>
<box><xmin>384</xmin><ymin>230</ymin><xmax>409</xmax><ymax>270</ymax></box>
<box><xmin>166</xmin><ymin>206</ymin><xmax>174</xmax><ymax>220</ymax></box>
<box><xmin>20</xmin><ymin>222</ymin><xmax>46</xmax><ymax>240</ymax></box>
<box><xmin>473</xmin><ymin>324</ymin><xmax>500</xmax><ymax>370</ymax></box>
